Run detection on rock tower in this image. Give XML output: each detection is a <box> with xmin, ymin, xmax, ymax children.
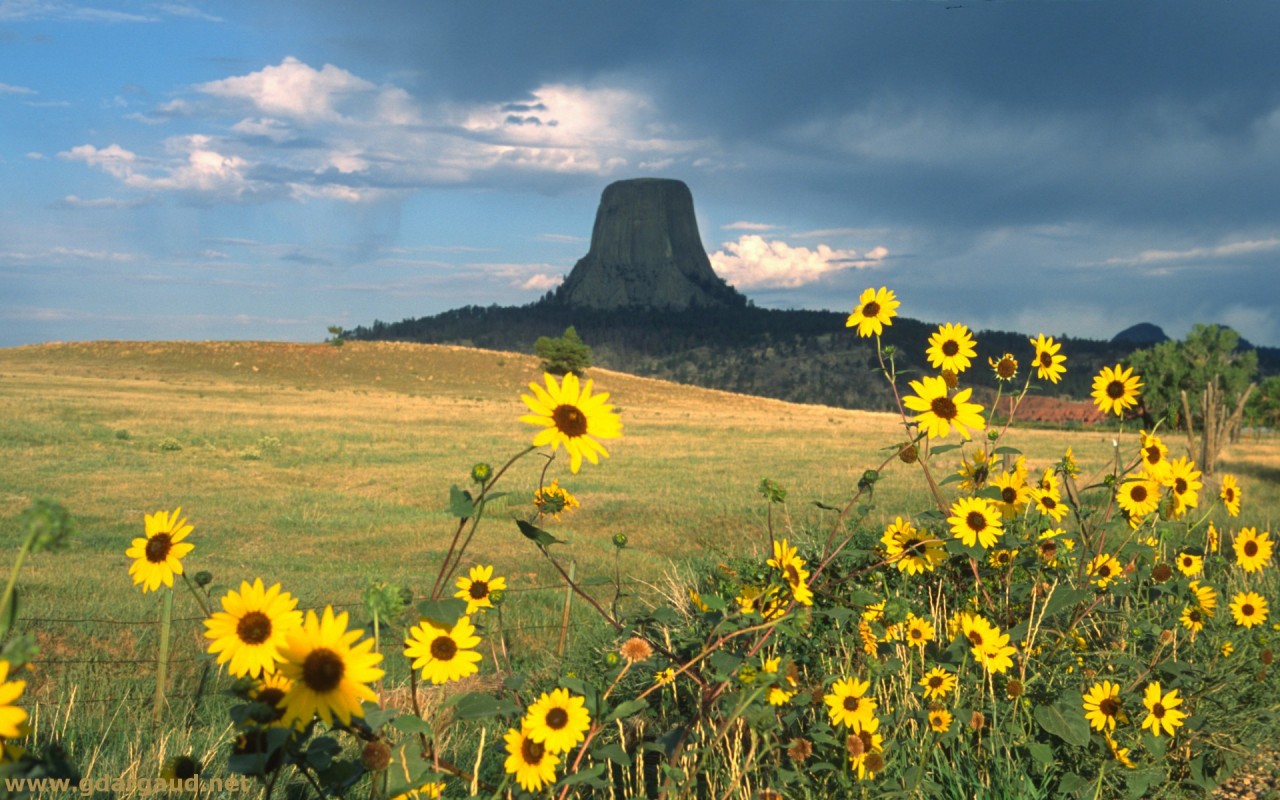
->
<box><xmin>553</xmin><ymin>178</ymin><xmax>745</xmax><ymax>310</ymax></box>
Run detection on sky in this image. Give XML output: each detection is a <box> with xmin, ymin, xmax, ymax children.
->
<box><xmin>3</xmin><ymin>1</ymin><xmax>1280</xmax><ymax>348</ymax></box>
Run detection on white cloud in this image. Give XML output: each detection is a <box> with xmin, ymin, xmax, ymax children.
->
<box><xmin>723</xmin><ymin>221</ymin><xmax>778</xmax><ymax>231</ymax></box>
<box><xmin>61</xmin><ymin>137</ymin><xmax>254</xmax><ymax>198</ymax></box>
<box><xmin>198</xmin><ymin>56</ymin><xmax>376</xmax><ymax>122</ymax></box>
<box><xmin>521</xmin><ymin>273</ymin><xmax>564</xmax><ymax>291</ymax></box>
<box><xmin>709</xmin><ymin>235</ymin><xmax>887</xmax><ymax>289</ymax></box>
<box><xmin>1102</xmin><ymin>237</ymin><xmax>1280</xmax><ymax>266</ymax></box>
<box><xmin>0</xmin><ymin>82</ymin><xmax>35</xmax><ymax>95</ymax></box>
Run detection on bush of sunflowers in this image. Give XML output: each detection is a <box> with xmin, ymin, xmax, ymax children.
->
<box><xmin>1</xmin><ymin>286</ymin><xmax>1277</xmax><ymax>799</ymax></box>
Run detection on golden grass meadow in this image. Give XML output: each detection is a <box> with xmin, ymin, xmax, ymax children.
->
<box><xmin>0</xmin><ymin>316</ymin><xmax>1276</xmax><ymax>799</ymax></box>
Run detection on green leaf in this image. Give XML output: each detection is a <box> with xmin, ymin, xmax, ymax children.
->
<box><xmin>448</xmin><ymin>692</ymin><xmax>518</xmax><ymax>720</ymax></box>
<box><xmin>305</xmin><ymin>736</ymin><xmax>341</xmax><ymax>771</ymax></box>
<box><xmin>939</xmin><ymin>473</ymin><xmax>962</xmax><ymax>486</ymax></box>
<box><xmin>707</xmin><ymin>650</ymin><xmax>743</xmax><ymax>681</ymax></box>
<box><xmin>516</xmin><ymin>518</ymin><xmax>565</xmax><ymax>547</ymax></box>
<box><xmin>931</xmin><ymin>444</ymin><xmax>962</xmax><ymax>455</ymax></box>
<box><xmin>416</xmin><ymin>598</ymin><xmax>467</xmax><ymax>628</ymax></box>
<box><xmin>1041</xmin><ymin>586</ymin><xmax>1092</xmax><ymax>619</ymax></box>
<box><xmin>593</xmin><ymin>742</ymin><xmax>632</xmax><ymax>767</ymax></box>
<box><xmin>812</xmin><ymin>500</ymin><xmax>842</xmax><ymax>511</ymax></box>
<box><xmin>992</xmin><ymin>446</ymin><xmax>1022</xmax><ymax>455</ymax></box>
<box><xmin>606</xmin><ymin>698</ymin><xmax>649</xmax><ymax>723</ymax></box>
<box><xmin>698</xmin><ymin>592</ymin><xmax>727</xmax><ymax>612</ymax></box>
<box><xmin>391</xmin><ymin>714</ymin><xmax>434</xmax><ymax>736</ymax></box>
<box><xmin>1029</xmin><ymin>741</ymin><xmax>1055</xmax><ymax>766</ymax></box>
<box><xmin>360</xmin><ymin>701</ymin><xmax>399</xmax><ymax>731</ymax></box>
<box><xmin>448</xmin><ymin>485</ymin><xmax>475</xmax><ymax>518</ymax></box>
<box><xmin>558</xmin><ymin>763</ymin><xmax>609</xmax><ymax>789</ymax></box>
<box><xmin>1034</xmin><ymin>700</ymin><xmax>1090</xmax><ymax>747</ymax></box>
<box><xmin>385</xmin><ymin>741</ymin><xmax>438</xmax><ymax>797</ymax></box>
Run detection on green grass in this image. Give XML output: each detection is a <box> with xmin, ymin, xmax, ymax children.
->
<box><xmin>1</xmin><ymin>340</ymin><xmax>1276</xmax><ymax>795</ymax></box>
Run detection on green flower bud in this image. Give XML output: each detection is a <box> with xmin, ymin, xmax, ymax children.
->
<box><xmin>470</xmin><ymin>462</ymin><xmax>493</xmax><ymax>485</ymax></box>
<box><xmin>612</xmin><ymin>533</ymin><xmax>628</xmax><ymax>549</ymax></box>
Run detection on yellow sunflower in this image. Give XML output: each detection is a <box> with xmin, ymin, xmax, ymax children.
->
<box><xmin>1219</xmin><ymin>474</ymin><xmax>1242</xmax><ymax>517</ymax></box>
<box><xmin>404</xmin><ymin>615</ymin><xmax>483</xmax><ymax>685</ymax></box>
<box><xmin>1082</xmin><ymin>680</ymin><xmax>1123</xmax><ymax>732</ymax></box>
<box><xmin>904</xmin><ymin>375</ymin><xmax>986</xmax><ymax>440</ymax></box>
<box><xmin>1189</xmin><ymin>580</ymin><xmax>1218</xmax><ymax>615</ymax></box>
<box><xmin>1175</xmin><ymin>552</ymin><xmax>1203</xmax><ymax>578</ymax></box>
<box><xmin>905</xmin><ymin>614</ymin><xmax>935</xmax><ymax>648</ymax></box>
<box><xmin>926</xmin><ymin>323</ymin><xmax>977</xmax><ymax>374</ymax></box>
<box><xmin>532</xmin><ymin>480</ymin><xmax>580</xmax><ymax>520</ymax></box>
<box><xmin>1116</xmin><ymin>478</ymin><xmax>1161</xmax><ymax>519</ymax></box>
<box><xmin>846</xmin><ymin>715</ymin><xmax>884</xmax><ymax>780</ymax></box>
<box><xmin>1179</xmin><ymin>605</ymin><xmax>1206</xmax><ymax>634</ymax></box>
<box><xmin>1091</xmin><ymin>364</ymin><xmax>1142</xmax><ymax>417</ymax></box>
<box><xmin>1030</xmin><ymin>486</ymin><xmax>1068</xmax><ymax>522</ymax></box>
<box><xmin>768</xmin><ymin>539</ymin><xmax>815</xmax><ymax>603</ymax></box>
<box><xmin>248</xmin><ymin>671</ymin><xmax>298</xmax><ymax>729</ymax></box>
<box><xmin>0</xmin><ymin>661</ymin><xmax>27</xmax><ymax>739</ymax></box>
<box><xmin>520</xmin><ymin>372</ymin><xmax>622</xmax><ymax>473</ymax></box>
<box><xmin>1232</xmin><ymin>527</ymin><xmax>1272</xmax><ymax>573</ymax></box>
<box><xmin>277</xmin><ymin>606</ymin><xmax>384</xmax><ymax>727</ymax></box>
<box><xmin>880</xmin><ymin>517</ymin><xmax>946</xmax><ymax>575</ymax></box>
<box><xmin>1229</xmin><ymin>591</ymin><xmax>1269</xmax><ymax>628</ymax></box>
<box><xmin>1036</xmin><ymin>528</ymin><xmax>1074</xmax><ymax>567</ymax></box>
<box><xmin>761</xmin><ymin>657</ymin><xmax>797</xmax><ymax>706</ymax></box>
<box><xmin>824</xmin><ymin>677</ymin><xmax>877</xmax><ymax>730</ymax></box>
<box><xmin>1140</xmin><ymin>682</ymin><xmax>1186</xmax><ymax>738</ymax></box>
<box><xmin>203</xmin><ymin>579</ymin><xmax>303</xmax><ymax>678</ymax></box>
<box><xmin>1087</xmin><ymin>553</ymin><xmax>1123</xmax><ymax>589</ymax></box>
<box><xmin>1164</xmin><ymin>457</ymin><xmax>1203</xmax><ymax>516</ymax></box>
<box><xmin>524</xmin><ymin>688</ymin><xmax>590</xmax><ymax>755</ymax></box>
<box><xmin>966</xmin><ymin>620</ymin><xmax>1017</xmax><ymax>675</ymax></box>
<box><xmin>956</xmin><ymin>448</ymin><xmax>998</xmax><ymax>490</ymax></box>
<box><xmin>126</xmin><ymin>508</ymin><xmax>196</xmax><ymax>593</ymax></box>
<box><xmin>928</xmin><ymin>707</ymin><xmax>953</xmax><ymax>733</ymax></box>
<box><xmin>1138</xmin><ymin>431</ymin><xmax>1172</xmax><ymax>481</ymax></box>
<box><xmin>1029</xmin><ymin>334</ymin><xmax>1067</xmax><ymax>384</ymax></box>
<box><xmin>503</xmin><ymin>726</ymin><xmax>559</xmax><ymax>793</ymax></box>
<box><xmin>1105</xmin><ymin>733</ymin><xmax>1136</xmax><ymax>769</ymax></box>
<box><xmin>991</xmin><ymin>471</ymin><xmax>1030</xmax><ymax>519</ymax></box>
<box><xmin>988</xmin><ymin>353</ymin><xmax>1018</xmax><ymax>382</ymax></box>
<box><xmin>454</xmin><ymin>564</ymin><xmax>507</xmax><ymax>614</ymax></box>
<box><xmin>947</xmin><ymin>497</ymin><xmax>1003</xmax><ymax>549</ymax></box>
<box><xmin>920</xmin><ymin>667</ymin><xmax>957</xmax><ymax>700</ymax></box>
<box><xmin>845</xmin><ymin>286</ymin><xmax>900</xmax><ymax>337</ymax></box>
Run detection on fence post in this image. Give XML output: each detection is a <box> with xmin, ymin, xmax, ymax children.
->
<box><xmin>557</xmin><ymin>562</ymin><xmax>576</xmax><ymax>658</ymax></box>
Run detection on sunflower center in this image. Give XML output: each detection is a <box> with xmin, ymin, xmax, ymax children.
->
<box><xmin>1225</xmin><ymin>488</ymin><xmax>1236</xmax><ymax>502</ymax></box>
<box><xmin>862</xmin><ymin>301</ymin><xmax>881</xmax><ymax>317</ymax></box>
<box><xmin>1174</xmin><ymin>478</ymin><xmax>1187</xmax><ymax>494</ymax></box>
<box><xmin>1242</xmin><ymin>603</ymin><xmax>1255</xmax><ymax>616</ymax></box>
<box><xmin>1152</xmin><ymin>702</ymin><xmax>1166</xmax><ymax>719</ymax></box>
<box><xmin>910</xmin><ymin>628</ymin><xmax>923</xmax><ymax>641</ymax></box>
<box><xmin>551</xmin><ymin>404</ymin><xmax>588</xmax><ymax>437</ymax></box>
<box><xmin>256</xmin><ymin>687</ymin><xmax>287</xmax><ymax>720</ymax></box>
<box><xmin>1244</xmin><ymin>541</ymin><xmax>1258</xmax><ymax>557</ymax></box>
<box><xmin>546</xmin><ymin>708</ymin><xmax>569</xmax><ymax>730</ymax></box>
<box><xmin>1144</xmin><ymin>446</ymin><xmax>1161</xmax><ymax>464</ymax></box>
<box><xmin>842</xmin><ymin>696</ymin><xmax>862</xmax><ymax>712</ymax></box>
<box><xmin>1040</xmin><ymin>541</ymin><xmax>1057</xmax><ymax>557</ymax></box>
<box><xmin>1001</xmin><ymin>487</ymin><xmax>1017</xmax><ymax>504</ymax></box>
<box><xmin>1106</xmin><ymin>380</ymin><xmax>1126</xmax><ymax>400</ymax></box>
<box><xmin>1038</xmin><ymin>352</ymin><xmax>1053</xmax><ymax>367</ymax></box>
<box><xmin>236</xmin><ymin>611</ymin><xmax>273</xmax><ymax>645</ymax></box>
<box><xmin>1041</xmin><ymin>496</ymin><xmax>1057</xmax><ymax>510</ymax></box>
<box><xmin>145</xmin><ymin>533</ymin><xmax>173</xmax><ymax>564</ymax></box>
<box><xmin>928</xmin><ymin>676</ymin><xmax>943</xmax><ymax>689</ymax></box>
<box><xmin>966</xmin><ymin>511</ymin><xmax>988</xmax><ymax>532</ymax></box>
<box><xmin>903</xmin><ymin>537</ymin><xmax>925</xmax><ymax>554</ymax></box>
<box><xmin>301</xmin><ymin>648</ymin><xmax>344</xmax><ymax>693</ymax></box>
<box><xmin>521</xmin><ymin>736</ymin><xmax>546</xmax><ymax>765</ymax></box>
<box><xmin>1097</xmin><ymin>564</ymin><xmax>1112</xmax><ymax>578</ymax></box>
<box><xmin>1130</xmin><ymin>485</ymin><xmax>1149</xmax><ymax>502</ymax></box>
<box><xmin>430</xmin><ymin>635</ymin><xmax>458</xmax><ymax>661</ymax></box>
<box><xmin>784</xmin><ymin>564</ymin><xmax>801</xmax><ymax>584</ymax></box>
<box><xmin>930</xmin><ymin>396</ymin><xmax>958</xmax><ymax>420</ymax></box>
<box><xmin>1099</xmin><ymin>698</ymin><xmax>1119</xmax><ymax>716</ymax></box>
<box><xmin>1188</xmin><ymin>610</ymin><xmax>1202</xmax><ymax>623</ymax></box>
<box><xmin>468</xmin><ymin>580</ymin><xmax>490</xmax><ymax>600</ymax></box>
<box><xmin>942</xmin><ymin>340</ymin><xmax>959</xmax><ymax>356</ymax></box>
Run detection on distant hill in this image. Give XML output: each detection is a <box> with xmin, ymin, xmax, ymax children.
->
<box><xmin>1111</xmin><ymin>322</ymin><xmax>1170</xmax><ymax>346</ymax></box>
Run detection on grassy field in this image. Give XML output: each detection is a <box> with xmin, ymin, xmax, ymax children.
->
<box><xmin>1</xmin><ymin>340</ymin><xmax>1275</xmax><ymax>791</ymax></box>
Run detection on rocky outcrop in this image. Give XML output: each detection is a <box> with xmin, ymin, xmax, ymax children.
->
<box><xmin>553</xmin><ymin>178</ymin><xmax>746</xmax><ymax>310</ymax></box>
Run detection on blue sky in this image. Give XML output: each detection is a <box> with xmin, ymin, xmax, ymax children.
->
<box><xmin>3</xmin><ymin>1</ymin><xmax>1280</xmax><ymax>347</ymax></box>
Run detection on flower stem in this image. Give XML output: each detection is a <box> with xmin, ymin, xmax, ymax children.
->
<box><xmin>0</xmin><ymin>536</ymin><xmax>33</xmax><ymax>634</ymax></box>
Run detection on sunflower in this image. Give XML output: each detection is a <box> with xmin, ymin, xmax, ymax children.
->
<box><xmin>126</xmin><ymin>508</ymin><xmax>196</xmax><ymax>593</ymax></box>
<box><xmin>1189</xmin><ymin>580</ymin><xmax>1218</xmax><ymax>615</ymax></box>
<box><xmin>1229</xmin><ymin>592</ymin><xmax>1269</xmax><ymax>628</ymax></box>
<box><xmin>1164</xmin><ymin>457</ymin><xmax>1203</xmax><ymax>516</ymax></box>
<box><xmin>947</xmin><ymin>497</ymin><xmax>1003</xmax><ymax>549</ymax></box>
<box><xmin>920</xmin><ymin>667</ymin><xmax>957</xmax><ymax>700</ymax></box>
<box><xmin>524</xmin><ymin>688</ymin><xmax>590</xmax><ymax>755</ymax></box>
<box><xmin>1105</xmin><ymin>733</ymin><xmax>1137</xmax><ymax>769</ymax></box>
<box><xmin>904</xmin><ymin>376</ymin><xmax>986</xmax><ymax>440</ymax></box>
<box><xmin>845</xmin><ymin>286</ymin><xmax>900</xmax><ymax>337</ymax></box>
<box><xmin>926</xmin><ymin>323</ymin><xmax>978</xmax><ymax>374</ymax></box>
<box><xmin>203</xmin><ymin>579</ymin><xmax>303</xmax><ymax>678</ymax></box>
<box><xmin>532</xmin><ymin>481</ymin><xmax>579</xmax><ymax>520</ymax></box>
<box><xmin>991</xmin><ymin>471</ymin><xmax>1030</xmax><ymax>520</ymax></box>
<box><xmin>1138</xmin><ymin>431</ymin><xmax>1172</xmax><ymax>481</ymax></box>
<box><xmin>736</xmin><ymin>584</ymin><xmax>785</xmax><ymax>620</ymax></box>
<box><xmin>1116</xmin><ymin>478</ymin><xmax>1161</xmax><ymax>519</ymax></box>
<box><xmin>1030</xmin><ymin>486</ymin><xmax>1068</xmax><ymax>522</ymax></box>
<box><xmin>654</xmin><ymin>667</ymin><xmax>675</xmax><ymax>686</ymax></box>
<box><xmin>391</xmin><ymin>781</ymin><xmax>445</xmax><ymax>800</ymax></box>
<box><xmin>989</xmin><ymin>353</ymin><xmax>1018</xmax><ymax>382</ymax></box>
<box><xmin>973</xmin><ymin>628</ymin><xmax>1017</xmax><ymax>675</ymax></box>
<box><xmin>1206</xmin><ymin>523</ymin><xmax>1221</xmax><ymax>554</ymax></box>
<box><xmin>928</xmin><ymin>708</ymin><xmax>953</xmax><ymax>733</ymax></box>
<box><xmin>845</xmin><ymin>715</ymin><xmax>884</xmax><ymax>780</ymax></box>
<box><xmin>0</xmin><ymin>661</ymin><xmax>27</xmax><ymax>740</ymax></box>
<box><xmin>277</xmin><ymin>607</ymin><xmax>383</xmax><ymax>727</ymax></box>
<box><xmin>454</xmin><ymin>564</ymin><xmax>507</xmax><ymax>615</ymax></box>
<box><xmin>1087</xmin><ymin>553</ymin><xmax>1123</xmax><ymax>589</ymax></box>
<box><xmin>1091</xmin><ymin>364</ymin><xmax>1142</xmax><ymax>417</ymax></box>
<box><xmin>404</xmin><ymin>615</ymin><xmax>483</xmax><ymax>685</ymax></box>
<box><xmin>762</xmin><ymin>657</ymin><xmax>797</xmax><ymax>706</ymax></box>
<box><xmin>1037</xmin><ymin>528</ymin><xmax>1074</xmax><ymax>567</ymax></box>
<box><xmin>1222</xmin><ymin>641</ymin><xmax>1234</xmax><ymax>657</ymax></box>
<box><xmin>824</xmin><ymin>677</ymin><xmax>877</xmax><ymax>730</ymax></box>
<box><xmin>1029</xmin><ymin>334</ymin><xmax>1067</xmax><ymax>384</ymax></box>
<box><xmin>503</xmin><ymin>726</ymin><xmax>559</xmax><ymax>793</ymax></box>
<box><xmin>1219</xmin><ymin>474</ymin><xmax>1242</xmax><ymax>517</ymax></box>
<box><xmin>1233</xmin><ymin>527</ymin><xmax>1273</xmax><ymax>573</ymax></box>
<box><xmin>905</xmin><ymin>614</ymin><xmax>935</xmax><ymax>648</ymax></box>
<box><xmin>768</xmin><ymin>541</ymin><xmax>814</xmax><ymax>605</ymax></box>
<box><xmin>1179</xmin><ymin>605</ymin><xmax>1206</xmax><ymax>634</ymax></box>
<box><xmin>247</xmin><ymin>671</ymin><xmax>297</xmax><ymax>729</ymax></box>
<box><xmin>1082</xmin><ymin>680</ymin><xmax>1123</xmax><ymax>732</ymax></box>
<box><xmin>1140</xmin><ymin>682</ymin><xmax>1186</xmax><ymax>738</ymax></box>
<box><xmin>880</xmin><ymin>518</ymin><xmax>945</xmax><ymax>575</ymax></box>
<box><xmin>956</xmin><ymin>448</ymin><xmax>998</xmax><ymax>490</ymax></box>
<box><xmin>520</xmin><ymin>372</ymin><xmax>622</xmax><ymax>474</ymax></box>
<box><xmin>1175</xmin><ymin>552</ymin><xmax>1203</xmax><ymax>578</ymax></box>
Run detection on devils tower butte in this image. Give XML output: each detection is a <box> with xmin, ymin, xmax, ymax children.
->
<box><xmin>552</xmin><ymin>178</ymin><xmax>746</xmax><ymax>311</ymax></box>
